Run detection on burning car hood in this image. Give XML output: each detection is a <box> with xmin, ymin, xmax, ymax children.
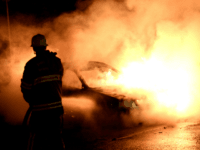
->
<box><xmin>62</xmin><ymin>61</ymin><xmax>140</xmax><ymax>109</ymax></box>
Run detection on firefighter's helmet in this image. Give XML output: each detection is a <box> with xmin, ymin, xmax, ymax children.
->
<box><xmin>31</xmin><ymin>34</ymin><xmax>48</xmax><ymax>47</ymax></box>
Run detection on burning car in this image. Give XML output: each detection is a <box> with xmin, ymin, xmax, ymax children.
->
<box><xmin>61</xmin><ymin>61</ymin><xmax>140</xmax><ymax>128</ymax></box>
<box><xmin>62</xmin><ymin>61</ymin><xmax>139</xmax><ymax>110</ymax></box>
<box><xmin>60</xmin><ymin>57</ymin><xmax>193</xmax><ymax>129</ymax></box>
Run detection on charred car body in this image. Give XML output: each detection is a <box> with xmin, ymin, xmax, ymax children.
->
<box><xmin>62</xmin><ymin>61</ymin><xmax>139</xmax><ymax>129</ymax></box>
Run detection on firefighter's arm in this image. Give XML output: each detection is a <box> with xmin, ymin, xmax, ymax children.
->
<box><xmin>21</xmin><ymin>84</ymin><xmax>33</xmax><ymax>104</ymax></box>
<box><xmin>21</xmin><ymin>63</ymin><xmax>34</xmax><ymax>104</ymax></box>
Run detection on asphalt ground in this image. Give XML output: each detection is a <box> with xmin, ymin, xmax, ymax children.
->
<box><xmin>1</xmin><ymin>116</ymin><xmax>200</xmax><ymax>150</ymax></box>
<box><xmin>85</xmin><ymin>121</ymin><xmax>200</xmax><ymax>150</ymax></box>
<box><xmin>0</xmin><ymin>119</ymin><xmax>160</xmax><ymax>150</ymax></box>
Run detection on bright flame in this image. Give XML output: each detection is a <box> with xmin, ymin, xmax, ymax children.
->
<box><xmin>88</xmin><ymin>56</ymin><xmax>192</xmax><ymax>115</ymax></box>
<box><xmin>118</xmin><ymin>58</ymin><xmax>191</xmax><ymax>112</ymax></box>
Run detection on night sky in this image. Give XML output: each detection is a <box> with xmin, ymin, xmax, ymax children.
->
<box><xmin>0</xmin><ymin>0</ymin><xmax>93</xmax><ymax>21</ymax></box>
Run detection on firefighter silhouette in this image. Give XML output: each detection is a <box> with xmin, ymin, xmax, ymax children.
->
<box><xmin>21</xmin><ymin>34</ymin><xmax>66</xmax><ymax>150</ymax></box>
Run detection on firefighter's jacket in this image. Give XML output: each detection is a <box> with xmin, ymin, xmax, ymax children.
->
<box><xmin>21</xmin><ymin>50</ymin><xmax>64</xmax><ymax>113</ymax></box>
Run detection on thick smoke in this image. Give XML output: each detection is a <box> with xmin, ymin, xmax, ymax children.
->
<box><xmin>71</xmin><ymin>0</ymin><xmax>200</xmax><ymax>126</ymax></box>
<box><xmin>1</xmin><ymin>0</ymin><xmax>200</xmax><ymax>126</ymax></box>
<box><xmin>70</xmin><ymin>0</ymin><xmax>200</xmax><ymax>126</ymax></box>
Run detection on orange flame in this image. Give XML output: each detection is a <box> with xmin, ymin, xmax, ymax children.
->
<box><xmin>87</xmin><ymin>56</ymin><xmax>193</xmax><ymax>116</ymax></box>
<box><xmin>117</xmin><ymin>58</ymin><xmax>191</xmax><ymax>113</ymax></box>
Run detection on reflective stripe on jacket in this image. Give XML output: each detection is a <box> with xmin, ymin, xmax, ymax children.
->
<box><xmin>21</xmin><ymin>74</ymin><xmax>62</xmax><ymax>90</ymax></box>
<box><xmin>33</xmin><ymin>74</ymin><xmax>61</xmax><ymax>86</ymax></box>
<box><xmin>21</xmin><ymin>80</ymin><xmax>33</xmax><ymax>90</ymax></box>
<box><xmin>32</xmin><ymin>101</ymin><xmax>63</xmax><ymax>111</ymax></box>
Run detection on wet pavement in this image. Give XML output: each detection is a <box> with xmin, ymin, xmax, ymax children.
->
<box><xmin>64</xmin><ymin>121</ymin><xmax>200</xmax><ymax>150</ymax></box>
<box><xmin>2</xmin><ymin>117</ymin><xmax>200</xmax><ymax>150</ymax></box>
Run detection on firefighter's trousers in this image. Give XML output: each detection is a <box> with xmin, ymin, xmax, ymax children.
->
<box><xmin>26</xmin><ymin>110</ymin><xmax>65</xmax><ymax>150</ymax></box>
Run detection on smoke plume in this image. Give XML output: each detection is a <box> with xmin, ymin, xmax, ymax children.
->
<box><xmin>1</xmin><ymin>0</ymin><xmax>200</xmax><ymax>126</ymax></box>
